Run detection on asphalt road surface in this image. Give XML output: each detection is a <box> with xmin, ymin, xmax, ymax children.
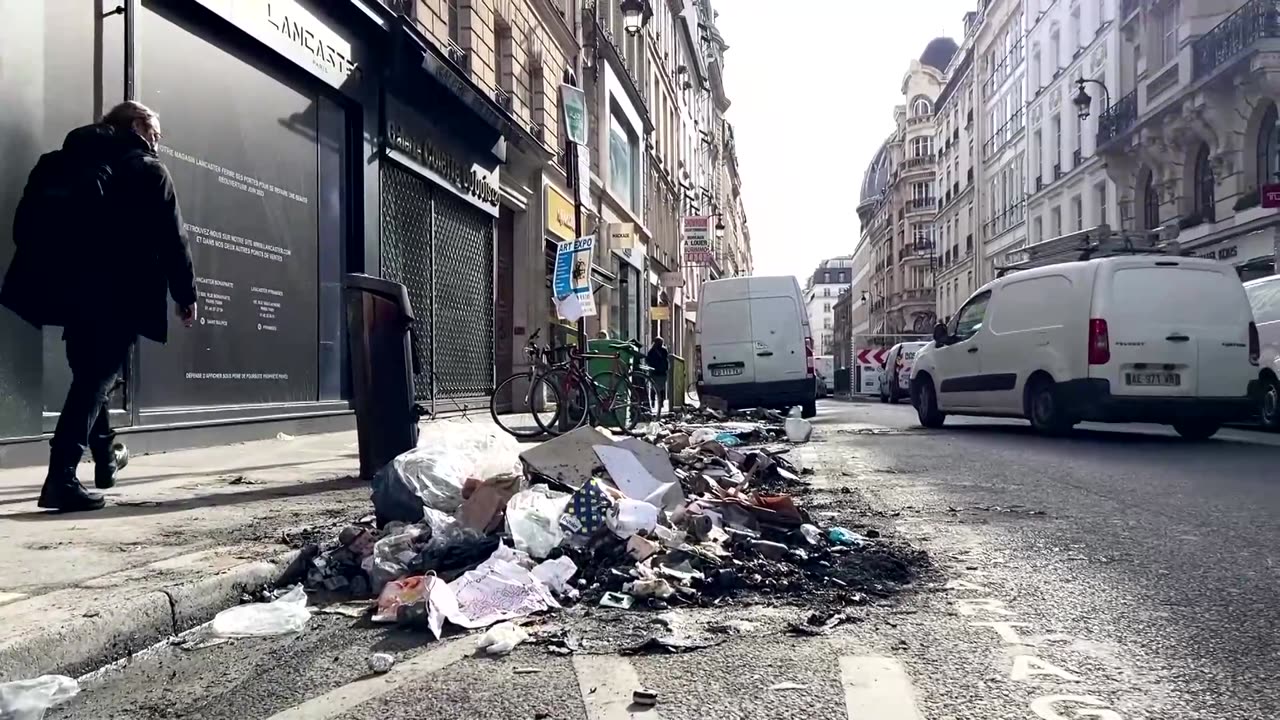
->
<box><xmin>49</xmin><ymin>402</ymin><xmax>1280</xmax><ymax>720</ymax></box>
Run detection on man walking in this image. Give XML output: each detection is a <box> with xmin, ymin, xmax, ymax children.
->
<box><xmin>645</xmin><ymin>337</ymin><xmax>670</xmax><ymax>416</ymax></box>
<box><xmin>6</xmin><ymin>101</ymin><xmax>197</xmax><ymax>512</ymax></box>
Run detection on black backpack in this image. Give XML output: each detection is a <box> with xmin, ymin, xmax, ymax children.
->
<box><xmin>0</xmin><ymin>145</ymin><xmax>141</xmax><ymax>328</ymax></box>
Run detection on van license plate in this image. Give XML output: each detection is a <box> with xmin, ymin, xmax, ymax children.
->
<box><xmin>1125</xmin><ymin>372</ymin><xmax>1180</xmax><ymax>387</ymax></box>
<box><xmin>710</xmin><ymin>366</ymin><xmax>743</xmax><ymax>377</ymax></box>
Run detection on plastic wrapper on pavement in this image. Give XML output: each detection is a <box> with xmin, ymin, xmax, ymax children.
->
<box><xmin>0</xmin><ymin>675</ymin><xmax>79</xmax><ymax>720</ymax></box>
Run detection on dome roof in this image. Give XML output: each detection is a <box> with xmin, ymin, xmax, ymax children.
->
<box><xmin>920</xmin><ymin>37</ymin><xmax>959</xmax><ymax>72</ymax></box>
<box><xmin>859</xmin><ymin>140</ymin><xmax>892</xmax><ymax>206</ymax></box>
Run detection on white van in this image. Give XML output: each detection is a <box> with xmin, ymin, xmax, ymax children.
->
<box><xmin>1244</xmin><ymin>274</ymin><xmax>1280</xmax><ymax>430</ymax></box>
<box><xmin>879</xmin><ymin>341</ymin><xmax>928</xmax><ymax>404</ymax></box>
<box><xmin>696</xmin><ymin>276</ymin><xmax>817</xmax><ymax>418</ymax></box>
<box><xmin>910</xmin><ymin>255</ymin><xmax>1260</xmax><ymax>439</ymax></box>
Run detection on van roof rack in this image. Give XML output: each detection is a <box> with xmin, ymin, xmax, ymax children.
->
<box><xmin>993</xmin><ymin>223</ymin><xmax>1182</xmax><ymax>278</ymax></box>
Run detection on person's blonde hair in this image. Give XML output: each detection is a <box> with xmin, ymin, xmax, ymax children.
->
<box><xmin>101</xmin><ymin>101</ymin><xmax>158</xmax><ymax>132</ymax></box>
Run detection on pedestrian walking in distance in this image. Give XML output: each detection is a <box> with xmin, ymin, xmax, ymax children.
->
<box><xmin>646</xmin><ymin>337</ymin><xmax>670</xmax><ymax>416</ymax></box>
<box><xmin>1</xmin><ymin>101</ymin><xmax>197</xmax><ymax>512</ymax></box>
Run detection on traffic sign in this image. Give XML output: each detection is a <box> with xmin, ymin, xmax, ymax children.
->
<box><xmin>856</xmin><ymin>348</ymin><xmax>888</xmax><ymax>366</ymax></box>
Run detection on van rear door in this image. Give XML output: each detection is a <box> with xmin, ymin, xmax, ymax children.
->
<box><xmin>748</xmin><ymin>278</ymin><xmax>808</xmax><ymax>385</ymax></box>
<box><xmin>1094</xmin><ymin>260</ymin><xmax>1252</xmax><ymax>397</ymax></box>
<box><xmin>700</xmin><ymin>296</ymin><xmax>756</xmax><ymax>386</ymax></box>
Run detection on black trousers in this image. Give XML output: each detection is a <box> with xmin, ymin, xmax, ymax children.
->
<box><xmin>48</xmin><ymin>326</ymin><xmax>134</xmax><ymax>470</ymax></box>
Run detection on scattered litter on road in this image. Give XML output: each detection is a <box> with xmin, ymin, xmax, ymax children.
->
<box><xmin>314</xmin><ymin>601</ymin><xmax>370</xmax><ymax>618</ymax></box>
<box><xmin>0</xmin><ymin>674</ymin><xmax>79</xmax><ymax>720</ymax></box>
<box><xmin>281</xmin><ymin>404</ymin><xmax>925</xmax><ymax>654</ymax></box>
<box><xmin>177</xmin><ymin>636</ymin><xmax>231</xmax><ymax>651</ymax></box>
<box><xmin>513</xmin><ymin>667</ymin><xmax>543</xmax><ymax>674</ymax></box>
<box><xmin>632</xmin><ymin>689</ymin><xmax>659</xmax><ymax>707</ymax></box>
<box><xmin>768</xmin><ymin>682</ymin><xmax>808</xmax><ymax>691</ymax></box>
<box><xmin>475</xmin><ymin>622</ymin><xmax>529</xmax><ymax>656</ymax></box>
<box><xmin>210</xmin><ymin>585</ymin><xmax>310</xmax><ymax>638</ymax></box>
<box><xmin>367</xmin><ymin>653</ymin><xmax>396</xmax><ymax>674</ymax></box>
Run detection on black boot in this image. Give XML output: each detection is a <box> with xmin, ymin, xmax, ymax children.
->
<box><xmin>38</xmin><ymin>466</ymin><xmax>106</xmax><ymax>513</ymax></box>
<box><xmin>91</xmin><ymin>442</ymin><xmax>128</xmax><ymax>490</ymax></box>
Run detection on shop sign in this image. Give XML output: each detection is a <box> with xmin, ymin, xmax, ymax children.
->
<box><xmin>561</xmin><ymin>84</ymin><xmax>588</xmax><ymax>146</ymax></box>
<box><xmin>1263</xmin><ymin>183</ymin><xmax>1280</xmax><ymax>208</ymax></box>
<box><xmin>385</xmin><ymin>101</ymin><xmax>501</xmax><ymax>214</ymax></box>
<box><xmin>193</xmin><ymin>0</ymin><xmax>361</xmax><ymax>89</ymax></box>
<box><xmin>660</xmin><ymin>272</ymin><xmax>685</xmax><ymax>288</ymax></box>
<box><xmin>1197</xmin><ymin>244</ymin><xmax>1239</xmax><ymax>261</ymax></box>
<box><xmin>545</xmin><ymin>186</ymin><xmax>576</xmax><ymax>241</ymax></box>
<box><xmin>611</xmin><ymin>223</ymin><xmax>645</xmax><ymax>270</ymax></box>
<box><xmin>576</xmin><ymin>147</ymin><xmax>592</xmax><ymax>201</ymax></box>
<box><xmin>553</xmin><ymin>235</ymin><xmax>597</xmax><ymax>319</ymax></box>
<box><xmin>650</xmin><ymin>306</ymin><xmax>672</xmax><ymax>321</ymax></box>
<box><xmin>683</xmin><ymin>216</ymin><xmax>712</xmax><ymax>263</ymax></box>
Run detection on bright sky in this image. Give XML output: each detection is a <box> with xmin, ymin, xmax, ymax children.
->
<box><xmin>715</xmin><ymin>1</ymin><xmax>966</xmax><ymax>284</ymax></box>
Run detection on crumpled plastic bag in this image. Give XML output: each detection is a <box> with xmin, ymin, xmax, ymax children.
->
<box><xmin>366</xmin><ymin>524</ymin><xmax>431</xmax><ymax>591</ymax></box>
<box><xmin>372</xmin><ymin>421</ymin><xmax>523</xmax><ymax>525</ymax></box>
<box><xmin>504</xmin><ymin>487</ymin><xmax>571</xmax><ymax>559</ymax></box>
<box><xmin>475</xmin><ymin>622</ymin><xmax>529</xmax><ymax>656</ymax></box>
<box><xmin>0</xmin><ymin>675</ymin><xmax>79</xmax><ymax>720</ymax></box>
<box><xmin>210</xmin><ymin>585</ymin><xmax>310</xmax><ymax>638</ymax></box>
<box><xmin>784</xmin><ymin>418</ymin><xmax>812</xmax><ymax>443</ymax></box>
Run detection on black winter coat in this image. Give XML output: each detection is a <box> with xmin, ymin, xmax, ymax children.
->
<box><xmin>3</xmin><ymin>124</ymin><xmax>197</xmax><ymax>343</ymax></box>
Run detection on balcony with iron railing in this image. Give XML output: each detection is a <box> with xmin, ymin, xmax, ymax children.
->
<box><xmin>901</xmin><ymin>155</ymin><xmax>937</xmax><ymax>174</ymax></box>
<box><xmin>1072</xmin><ymin>148</ymin><xmax>1083</xmax><ymax>167</ymax></box>
<box><xmin>908</xmin><ymin>114</ymin><xmax>934</xmax><ymax>127</ymax></box>
<box><xmin>906</xmin><ymin>197</ymin><xmax>937</xmax><ymax>214</ymax></box>
<box><xmin>1193</xmin><ymin>0</ymin><xmax>1280</xmax><ymax>81</ymax></box>
<box><xmin>1096</xmin><ymin>90</ymin><xmax>1138</xmax><ymax>148</ymax></box>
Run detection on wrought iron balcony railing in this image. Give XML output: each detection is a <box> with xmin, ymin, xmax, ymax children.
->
<box><xmin>1192</xmin><ymin>0</ymin><xmax>1280</xmax><ymax>81</ymax></box>
<box><xmin>907</xmin><ymin>197</ymin><xmax>937</xmax><ymax>212</ymax></box>
<box><xmin>1096</xmin><ymin>89</ymin><xmax>1137</xmax><ymax>147</ymax></box>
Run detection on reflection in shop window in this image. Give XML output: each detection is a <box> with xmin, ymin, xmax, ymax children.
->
<box><xmin>609</xmin><ymin>110</ymin><xmax>638</xmax><ymax>212</ymax></box>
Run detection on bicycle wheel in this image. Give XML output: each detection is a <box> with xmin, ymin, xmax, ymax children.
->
<box><xmin>532</xmin><ymin>367</ymin><xmax>590</xmax><ymax>436</ymax></box>
<box><xmin>590</xmin><ymin>370</ymin><xmax>642</xmax><ymax>435</ymax></box>
<box><xmin>631</xmin><ymin>372</ymin><xmax>662</xmax><ymax>419</ymax></box>
<box><xmin>490</xmin><ymin>371</ymin><xmax>558</xmax><ymax>438</ymax></box>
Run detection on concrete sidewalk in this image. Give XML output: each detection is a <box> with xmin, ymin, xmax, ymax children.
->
<box><xmin>0</xmin><ymin>430</ymin><xmax>366</xmax><ymax>682</ymax></box>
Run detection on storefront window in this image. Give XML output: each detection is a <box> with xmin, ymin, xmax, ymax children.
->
<box><xmin>138</xmin><ymin>3</ymin><xmax>337</xmax><ymax>408</ymax></box>
<box><xmin>609</xmin><ymin>111</ymin><xmax>638</xmax><ymax>212</ymax></box>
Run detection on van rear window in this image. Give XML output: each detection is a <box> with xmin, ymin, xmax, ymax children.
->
<box><xmin>700</xmin><ymin>301</ymin><xmax>752</xmax><ymax>342</ymax></box>
<box><xmin>1109</xmin><ymin>267</ymin><xmax>1243</xmax><ymax>326</ymax></box>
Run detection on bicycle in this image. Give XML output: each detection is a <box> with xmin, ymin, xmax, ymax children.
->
<box><xmin>489</xmin><ymin>328</ymin><xmax>560</xmax><ymax>438</ymax></box>
<box><xmin>531</xmin><ymin>343</ymin><xmax>642</xmax><ymax>436</ymax></box>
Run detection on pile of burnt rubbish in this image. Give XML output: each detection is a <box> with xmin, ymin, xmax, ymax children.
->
<box><xmin>276</xmin><ymin>407</ymin><xmax>921</xmax><ymax>645</ymax></box>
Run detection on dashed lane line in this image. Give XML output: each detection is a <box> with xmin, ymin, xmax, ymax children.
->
<box><xmin>264</xmin><ymin>636</ymin><xmax>473</xmax><ymax>720</ymax></box>
<box><xmin>574</xmin><ymin>655</ymin><xmax>663</xmax><ymax>720</ymax></box>
<box><xmin>840</xmin><ymin>656</ymin><xmax>925</xmax><ymax>720</ymax></box>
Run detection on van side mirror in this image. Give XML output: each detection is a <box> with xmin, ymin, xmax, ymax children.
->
<box><xmin>932</xmin><ymin>322</ymin><xmax>949</xmax><ymax>345</ymax></box>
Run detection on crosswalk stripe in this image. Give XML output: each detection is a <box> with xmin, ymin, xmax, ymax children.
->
<box><xmin>840</xmin><ymin>656</ymin><xmax>925</xmax><ymax>720</ymax></box>
<box><xmin>574</xmin><ymin>655</ymin><xmax>662</xmax><ymax>720</ymax></box>
<box><xmin>265</xmin><ymin>636</ymin><xmax>473</xmax><ymax>720</ymax></box>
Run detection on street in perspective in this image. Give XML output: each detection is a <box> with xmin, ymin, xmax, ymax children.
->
<box><xmin>3</xmin><ymin>0</ymin><xmax>1280</xmax><ymax>719</ymax></box>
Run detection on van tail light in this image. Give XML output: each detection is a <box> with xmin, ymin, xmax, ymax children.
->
<box><xmin>1249</xmin><ymin>321</ymin><xmax>1260</xmax><ymax>366</ymax></box>
<box><xmin>1088</xmin><ymin>318</ymin><xmax>1110</xmax><ymax>365</ymax></box>
<box><xmin>804</xmin><ymin>337</ymin><xmax>815</xmax><ymax>376</ymax></box>
<box><xmin>695</xmin><ymin>344</ymin><xmax>703</xmax><ymax>381</ymax></box>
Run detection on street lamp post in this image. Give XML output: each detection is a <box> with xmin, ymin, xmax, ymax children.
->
<box><xmin>619</xmin><ymin>0</ymin><xmax>653</xmax><ymax>36</ymax></box>
<box><xmin>1072</xmin><ymin>77</ymin><xmax>1111</xmax><ymax>122</ymax></box>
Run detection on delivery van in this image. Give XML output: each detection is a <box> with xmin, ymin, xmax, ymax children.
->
<box><xmin>695</xmin><ymin>276</ymin><xmax>817</xmax><ymax>418</ymax></box>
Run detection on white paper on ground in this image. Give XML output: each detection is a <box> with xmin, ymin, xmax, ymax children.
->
<box><xmin>593</xmin><ymin>445</ymin><xmax>676</xmax><ymax>508</ymax></box>
<box><xmin>531</xmin><ymin>556</ymin><xmax>578</xmax><ymax>594</ymax></box>
<box><xmin>446</xmin><ymin>546</ymin><xmax>561</xmax><ymax>629</ymax></box>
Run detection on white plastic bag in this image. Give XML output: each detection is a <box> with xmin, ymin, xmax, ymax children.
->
<box><xmin>0</xmin><ymin>675</ymin><xmax>79</xmax><ymax>720</ymax></box>
<box><xmin>606</xmin><ymin>498</ymin><xmax>660</xmax><ymax>538</ymax></box>
<box><xmin>689</xmin><ymin>428</ymin><xmax>718</xmax><ymax>445</ymax></box>
<box><xmin>475</xmin><ymin>622</ymin><xmax>529</xmax><ymax>656</ymax></box>
<box><xmin>375</xmin><ymin>421</ymin><xmax>524</xmax><ymax>522</ymax></box>
<box><xmin>784</xmin><ymin>418</ymin><xmax>812</xmax><ymax>443</ymax></box>
<box><xmin>504</xmin><ymin>487</ymin><xmax>570</xmax><ymax>559</ymax></box>
<box><xmin>210</xmin><ymin>585</ymin><xmax>310</xmax><ymax>638</ymax></box>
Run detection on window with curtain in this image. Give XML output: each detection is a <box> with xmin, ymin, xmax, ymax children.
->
<box><xmin>608</xmin><ymin>111</ymin><xmax>638</xmax><ymax>212</ymax></box>
<box><xmin>1194</xmin><ymin>143</ymin><xmax>1215</xmax><ymax>222</ymax></box>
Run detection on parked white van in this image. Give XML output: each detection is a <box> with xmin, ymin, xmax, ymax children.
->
<box><xmin>879</xmin><ymin>341</ymin><xmax>928</xmax><ymax>404</ymax></box>
<box><xmin>696</xmin><ymin>276</ymin><xmax>817</xmax><ymax>418</ymax></box>
<box><xmin>1244</xmin><ymin>274</ymin><xmax>1280</xmax><ymax>430</ymax></box>
<box><xmin>910</xmin><ymin>253</ymin><xmax>1260</xmax><ymax>439</ymax></box>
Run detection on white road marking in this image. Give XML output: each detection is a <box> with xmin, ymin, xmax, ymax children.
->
<box><xmin>265</xmin><ymin>637</ymin><xmax>473</xmax><ymax>720</ymax></box>
<box><xmin>1011</xmin><ymin>655</ymin><xmax>1083</xmax><ymax>683</ymax></box>
<box><xmin>839</xmin><ymin>656</ymin><xmax>925</xmax><ymax>720</ymax></box>
<box><xmin>954</xmin><ymin>598</ymin><xmax>1016</xmax><ymax>616</ymax></box>
<box><xmin>574</xmin><ymin>655</ymin><xmax>662</xmax><ymax>719</ymax></box>
<box><xmin>0</xmin><ymin>592</ymin><xmax>26</xmax><ymax>606</ymax></box>
<box><xmin>943</xmin><ymin>579</ymin><xmax>988</xmax><ymax>591</ymax></box>
<box><xmin>970</xmin><ymin>620</ymin><xmax>1032</xmax><ymax>644</ymax></box>
<box><xmin>1030</xmin><ymin>695</ymin><xmax>1124</xmax><ymax>719</ymax></box>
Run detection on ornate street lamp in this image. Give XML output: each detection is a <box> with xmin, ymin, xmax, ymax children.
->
<box><xmin>1072</xmin><ymin>77</ymin><xmax>1111</xmax><ymax>122</ymax></box>
<box><xmin>620</xmin><ymin>0</ymin><xmax>653</xmax><ymax>36</ymax></box>
<box><xmin>714</xmin><ymin>217</ymin><xmax>726</xmax><ymax>240</ymax></box>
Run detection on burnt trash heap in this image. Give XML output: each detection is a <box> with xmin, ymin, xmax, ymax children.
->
<box><xmin>282</xmin><ymin>406</ymin><xmax>920</xmax><ymax>643</ymax></box>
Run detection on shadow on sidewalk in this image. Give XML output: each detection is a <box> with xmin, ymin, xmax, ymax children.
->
<box><xmin>0</xmin><ymin>453</ymin><xmax>360</xmax><ymax>507</ymax></box>
<box><xmin>2</xmin><ymin>474</ymin><xmax>365</xmax><ymax>522</ymax></box>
